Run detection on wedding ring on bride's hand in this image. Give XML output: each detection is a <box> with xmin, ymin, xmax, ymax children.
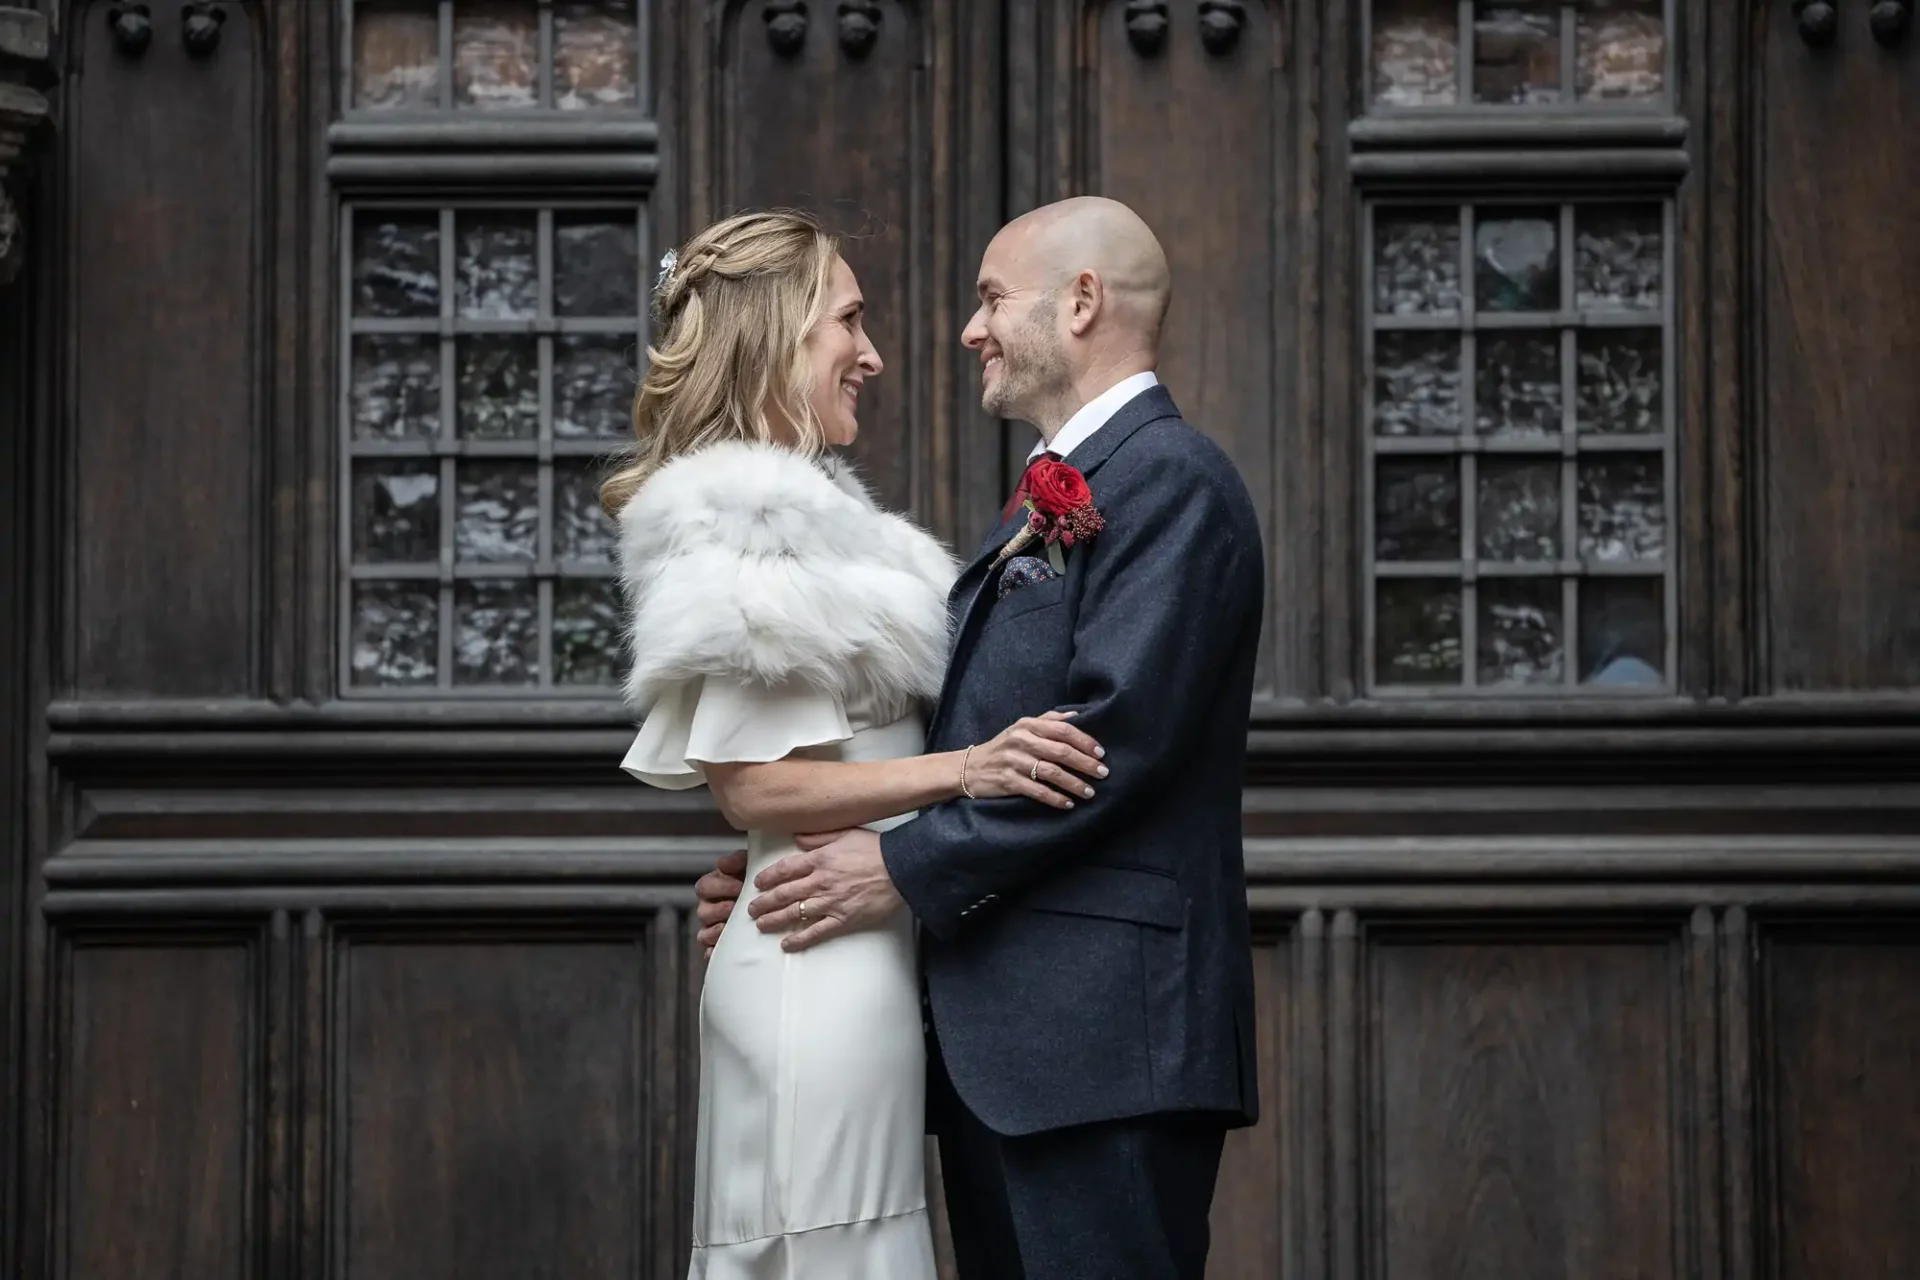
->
<box><xmin>1030</xmin><ymin>760</ymin><xmax>1040</xmax><ymax>782</ymax></box>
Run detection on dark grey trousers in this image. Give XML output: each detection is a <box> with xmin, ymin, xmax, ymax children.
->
<box><xmin>929</xmin><ymin>1033</ymin><xmax>1228</xmax><ymax>1280</ymax></box>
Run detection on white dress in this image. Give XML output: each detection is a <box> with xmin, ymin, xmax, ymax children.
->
<box><xmin>624</xmin><ymin>676</ymin><xmax>939</xmax><ymax>1280</ymax></box>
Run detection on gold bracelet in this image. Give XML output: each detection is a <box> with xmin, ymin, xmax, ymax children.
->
<box><xmin>960</xmin><ymin>744</ymin><xmax>977</xmax><ymax>800</ymax></box>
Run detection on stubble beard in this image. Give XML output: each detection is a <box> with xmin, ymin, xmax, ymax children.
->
<box><xmin>980</xmin><ymin>297</ymin><xmax>1074</xmax><ymax>431</ymax></box>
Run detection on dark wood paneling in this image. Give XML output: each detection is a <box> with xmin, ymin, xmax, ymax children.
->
<box><xmin>8</xmin><ymin>4</ymin><xmax>1920</xmax><ymax>1280</ymax></box>
<box><xmin>1758</xmin><ymin>6</ymin><xmax>1920</xmax><ymax>693</ymax></box>
<box><xmin>1369</xmin><ymin>929</ymin><xmax>1678</xmax><ymax>1279</ymax></box>
<box><xmin>1207</xmin><ymin>933</ymin><xmax>1292</xmax><ymax>1279</ymax></box>
<box><xmin>336</xmin><ymin>929</ymin><xmax>649</xmax><ymax>1279</ymax></box>
<box><xmin>678</xmin><ymin>1</ymin><xmax>1000</xmax><ymax>548</ymax></box>
<box><xmin>1304</xmin><ymin>0</ymin><xmax>1349</xmax><ymax>704</ymax></box>
<box><xmin>706</xmin><ymin>0</ymin><xmax>934</xmax><ymax>517</ymax></box>
<box><xmin>66</xmin><ymin>0</ymin><xmax>261</xmax><ymax>698</ymax></box>
<box><xmin>1762</xmin><ymin>933</ymin><xmax>1920</xmax><ymax>1280</ymax></box>
<box><xmin>1025</xmin><ymin>0</ymin><xmax>1288</xmax><ymax>698</ymax></box>
<box><xmin>56</xmin><ymin>937</ymin><xmax>255</xmax><ymax>1280</ymax></box>
<box><xmin>1</xmin><ymin>237</ymin><xmax>31</xmax><ymax>1280</ymax></box>
<box><xmin>1690</xmin><ymin>0</ymin><xmax>1749</xmax><ymax>697</ymax></box>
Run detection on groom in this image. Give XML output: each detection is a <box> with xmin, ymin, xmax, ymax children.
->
<box><xmin>695</xmin><ymin>197</ymin><xmax>1263</xmax><ymax>1278</ymax></box>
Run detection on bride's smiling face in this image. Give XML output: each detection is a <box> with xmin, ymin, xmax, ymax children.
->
<box><xmin>803</xmin><ymin>256</ymin><xmax>883</xmax><ymax>447</ymax></box>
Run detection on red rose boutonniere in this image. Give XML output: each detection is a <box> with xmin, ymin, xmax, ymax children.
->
<box><xmin>995</xmin><ymin>457</ymin><xmax>1105</xmax><ymax>573</ymax></box>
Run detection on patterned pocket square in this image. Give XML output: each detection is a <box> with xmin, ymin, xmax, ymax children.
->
<box><xmin>997</xmin><ymin>554</ymin><xmax>1059</xmax><ymax>600</ymax></box>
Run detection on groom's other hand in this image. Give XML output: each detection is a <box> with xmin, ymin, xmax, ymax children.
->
<box><xmin>694</xmin><ymin>849</ymin><xmax>749</xmax><ymax>956</ymax></box>
<box><xmin>749</xmin><ymin>829</ymin><xmax>903</xmax><ymax>952</ymax></box>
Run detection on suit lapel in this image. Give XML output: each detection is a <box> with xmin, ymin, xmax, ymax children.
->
<box><xmin>926</xmin><ymin>508</ymin><xmax>1027</xmax><ymax>743</ymax></box>
<box><xmin>925</xmin><ymin>385</ymin><xmax>1182</xmax><ymax>744</ymax></box>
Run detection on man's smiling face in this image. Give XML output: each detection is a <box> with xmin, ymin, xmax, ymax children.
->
<box><xmin>963</xmin><ymin>226</ymin><xmax>1072</xmax><ymax>427</ymax></box>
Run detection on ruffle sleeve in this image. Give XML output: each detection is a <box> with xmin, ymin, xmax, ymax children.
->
<box><xmin>619</xmin><ymin>676</ymin><xmax>853</xmax><ymax>791</ymax></box>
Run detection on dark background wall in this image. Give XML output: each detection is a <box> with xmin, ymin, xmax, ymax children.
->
<box><xmin>4</xmin><ymin>1</ymin><xmax>1919</xmax><ymax>1277</ymax></box>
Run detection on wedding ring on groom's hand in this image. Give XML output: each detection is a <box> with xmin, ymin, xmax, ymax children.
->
<box><xmin>1030</xmin><ymin>760</ymin><xmax>1040</xmax><ymax>782</ymax></box>
<box><xmin>798</xmin><ymin>899</ymin><xmax>812</xmax><ymax>924</ymax></box>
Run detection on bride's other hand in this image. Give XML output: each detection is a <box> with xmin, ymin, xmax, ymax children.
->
<box><xmin>968</xmin><ymin>710</ymin><xmax>1107</xmax><ymax>810</ymax></box>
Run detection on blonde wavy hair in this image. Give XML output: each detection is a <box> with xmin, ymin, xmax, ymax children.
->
<box><xmin>599</xmin><ymin>210</ymin><xmax>841</xmax><ymax>517</ymax></box>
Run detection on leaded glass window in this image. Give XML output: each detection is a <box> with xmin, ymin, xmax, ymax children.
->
<box><xmin>349</xmin><ymin>0</ymin><xmax>644</xmax><ymax>112</ymax></box>
<box><xmin>1369</xmin><ymin>0</ymin><xmax>1668</xmax><ymax>108</ymax></box>
<box><xmin>341</xmin><ymin>202</ymin><xmax>645</xmax><ymax>694</ymax></box>
<box><xmin>1364</xmin><ymin>199</ymin><xmax>1674</xmax><ymax>693</ymax></box>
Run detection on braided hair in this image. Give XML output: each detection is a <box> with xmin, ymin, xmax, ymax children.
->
<box><xmin>599</xmin><ymin>210</ymin><xmax>840</xmax><ymax>517</ymax></box>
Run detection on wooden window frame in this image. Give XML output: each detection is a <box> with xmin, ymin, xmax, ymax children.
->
<box><xmin>342</xmin><ymin>0</ymin><xmax>652</xmax><ymax>117</ymax></box>
<box><xmin>1345</xmin><ymin>0</ymin><xmax>1688</xmax><ymax>706</ymax></box>
<box><xmin>1362</xmin><ymin>0</ymin><xmax>1676</xmax><ymax>116</ymax></box>
<box><xmin>330</xmin><ymin>0</ymin><xmax>656</xmax><ymax>701</ymax></box>
<box><xmin>1360</xmin><ymin>196</ymin><xmax>1678</xmax><ymax>697</ymax></box>
<box><xmin>336</xmin><ymin>200</ymin><xmax>648</xmax><ymax>697</ymax></box>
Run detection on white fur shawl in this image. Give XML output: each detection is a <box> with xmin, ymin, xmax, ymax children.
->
<box><xmin>615</xmin><ymin>441</ymin><xmax>959</xmax><ymax>717</ymax></box>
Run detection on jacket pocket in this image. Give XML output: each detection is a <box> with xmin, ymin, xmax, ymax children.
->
<box><xmin>1018</xmin><ymin>863</ymin><xmax>1188</xmax><ymax>930</ymax></box>
<box><xmin>981</xmin><ymin>575</ymin><xmax>1067</xmax><ymax>632</ymax></box>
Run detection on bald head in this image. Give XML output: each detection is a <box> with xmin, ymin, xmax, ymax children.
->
<box><xmin>965</xmin><ymin>197</ymin><xmax>1170</xmax><ymax>433</ymax></box>
<box><xmin>1005</xmin><ymin>196</ymin><xmax>1172</xmax><ymax>346</ymax></box>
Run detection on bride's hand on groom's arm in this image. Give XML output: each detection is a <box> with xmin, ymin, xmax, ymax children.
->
<box><xmin>966</xmin><ymin>710</ymin><xmax>1107</xmax><ymax>810</ymax></box>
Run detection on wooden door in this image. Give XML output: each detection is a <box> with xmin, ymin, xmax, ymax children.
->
<box><xmin>7</xmin><ymin>1</ymin><xmax>1920</xmax><ymax>1278</ymax></box>
<box><xmin>24</xmin><ymin>2</ymin><xmax>696</xmax><ymax>1276</ymax></box>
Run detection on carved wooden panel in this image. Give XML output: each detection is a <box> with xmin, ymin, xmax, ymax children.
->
<box><xmin>1761</xmin><ymin>933</ymin><xmax>1920</xmax><ymax>1280</ymax></box>
<box><xmin>704</xmin><ymin>0</ymin><xmax>940</xmax><ymax>517</ymax></box>
<box><xmin>1368</xmin><ymin>928</ymin><xmax>1678</xmax><ymax>1278</ymax></box>
<box><xmin>1206</xmin><ymin>933</ymin><xmax>1291</xmax><ymax>1279</ymax></box>
<box><xmin>55</xmin><ymin>936</ymin><xmax>256</xmax><ymax>1280</ymax></box>
<box><xmin>335</xmin><ymin>928</ymin><xmax>653</xmax><ymax>1278</ymax></box>
<box><xmin>1758</xmin><ymin>5</ymin><xmax>1920</xmax><ymax>692</ymax></box>
<box><xmin>0</xmin><ymin>281</ymin><xmax>24</xmax><ymax>1280</ymax></box>
<box><xmin>65</xmin><ymin>0</ymin><xmax>262</xmax><ymax>697</ymax></box>
<box><xmin>1022</xmin><ymin>0</ymin><xmax>1287</xmax><ymax>698</ymax></box>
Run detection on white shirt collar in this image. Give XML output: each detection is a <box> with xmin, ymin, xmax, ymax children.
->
<box><xmin>1027</xmin><ymin>371</ymin><xmax>1160</xmax><ymax>462</ymax></box>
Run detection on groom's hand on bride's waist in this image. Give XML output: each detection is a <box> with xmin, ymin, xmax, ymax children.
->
<box><xmin>748</xmin><ymin>829</ymin><xmax>902</xmax><ymax>953</ymax></box>
<box><xmin>694</xmin><ymin>849</ymin><xmax>748</xmax><ymax>956</ymax></box>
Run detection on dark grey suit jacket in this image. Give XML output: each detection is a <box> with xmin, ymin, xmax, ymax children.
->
<box><xmin>881</xmin><ymin>385</ymin><xmax>1264</xmax><ymax>1138</ymax></box>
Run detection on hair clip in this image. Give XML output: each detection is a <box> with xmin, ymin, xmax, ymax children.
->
<box><xmin>651</xmin><ymin>248</ymin><xmax>678</xmax><ymax>320</ymax></box>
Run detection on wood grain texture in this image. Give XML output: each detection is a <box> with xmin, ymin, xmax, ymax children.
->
<box><xmin>1685</xmin><ymin>907</ymin><xmax>1723</xmax><ymax>1280</ymax></box>
<box><xmin>711</xmin><ymin>0</ymin><xmax>933</xmax><ymax>516</ymax></box>
<box><xmin>56</xmin><ymin>938</ymin><xmax>256</xmax><ymax>1280</ymax></box>
<box><xmin>1762</xmin><ymin>933</ymin><xmax>1920</xmax><ymax>1280</ymax></box>
<box><xmin>648</xmin><ymin>906</ymin><xmax>687</xmax><ymax>1280</ymax></box>
<box><xmin>1301</xmin><ymin>0</ymin><xmax>1345</xmax><ymax>703</ymax></box>
<box><xmin>336</xmin><ymin>931</ymin><xmax>647</xmax><ymax>1279</ymax></box>
<box><xmin>1693</xmin><ymin>0</ymin><xmax>1749</xmax><ymax>697</ymax></box>
<box><xmin>1291</xmin><ymin>910</ymin><xmax>1328</xmax><ymax>1280</ymax></box>
<box><xmin>1758</xmin><ymin>4</ymin><xmax>1920</xmax><ymax>692</ymax></box>
<box><xmin>65</xmin><ymin>0</ymin><xmax>261</xmax><ymax>697</ymax></box>
<box><xmin>1207</xmin><ymin>934</ymin><xmax>1291</xmax><ymax>1279</ymax></box>
<box><xmin>1721</xmin><ymin>906</ymin><xmax>1754</xmax><ymax>1280</ymax></box>
<box><xmin>11</xmin><ymin>2</ymin><xmax>1920</xmax><ymax>1278</ymax></box>
<box><xmin>0</xmin><ymin>249</ymin><xmax>26</xmax><ymax>1280</ymax></box>
<box><xmin>1371</xmin><ymin>930</ymin><xmax>1678</xmax><ymax>1280</ymax></box>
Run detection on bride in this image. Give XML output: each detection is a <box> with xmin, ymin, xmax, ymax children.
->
<box><xmin>601</xmin><ymin>210</ymin><xmax>1108</xmax><ymax>1278</ymax></box>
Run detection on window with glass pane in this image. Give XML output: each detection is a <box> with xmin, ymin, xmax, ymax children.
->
<box><xmin>1370</xmin><ymin>0</ymin><xmax>1667</xmax><ymax>108</ymax></box>
<box><xmin>350</xmin><ymin>0</ymin><xmax>643</xmax><ymax>112</ymax></box>
<box><xmin>342</xmin><ymin>203</ymin><xmax>643</xmax><ymax>694</ymax></box>
<box><xmin>1365</xmin><ymin>199</ymin><xmax>1673</xmax><ymax>693</ymax></box>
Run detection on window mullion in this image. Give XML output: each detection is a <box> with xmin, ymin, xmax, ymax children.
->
<box><xmin>538</xmin><ymin>0</ymin><xmax>555</xmax><ymax>111</ymax></box>
<box><xmin>1560</xmin><ymin>2</ymin><xmax>1577</xmax><ymax>103</ymax></box>
<box><xmin>437</xmin><ymin>0</ymin><xmax>454</xmax><ymax>111</ymax></box>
